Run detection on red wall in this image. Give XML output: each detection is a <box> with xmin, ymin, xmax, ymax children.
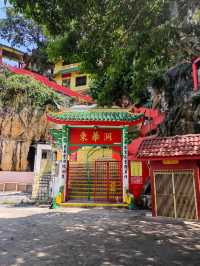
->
<box><xmin>149</xmin><ymin>160</ymin><xmax>200</xmax><ymax>220</ymax></box>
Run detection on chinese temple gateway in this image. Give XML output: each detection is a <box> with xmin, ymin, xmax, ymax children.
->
<box><xmin>47</xmin><ymin>108</ymin><xmax>143</xmax><ymax>203</ymax></box>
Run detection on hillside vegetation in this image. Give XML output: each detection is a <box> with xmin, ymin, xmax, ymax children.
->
<box><xmin>0</xmin><ymin>66</ymin><xmax>63</xmax><ymax>171</ymax></box>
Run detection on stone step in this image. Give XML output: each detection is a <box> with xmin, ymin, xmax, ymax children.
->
<box><xmin>69</xmin><ymin>185</ymin><xmax>93</xmax><ymax>189</ymax></box>
<box><xmin>69</xmin><ymin>195</ymin><xmax>121</xmax><ymax>200</ymax></box>
<box><xmin>70</xmin><ymin>181</ymin><xmax>122</xmax><ymax>186</ymax></box>
<box><xmin>69</xmin><ymin>192</ymin><xmax>122</xmax><ymax>198</ymax></box>
<box><xmin>69</xmin><ymin>195</ymin><xmax>106</xmax><ymax>199</ymax></box>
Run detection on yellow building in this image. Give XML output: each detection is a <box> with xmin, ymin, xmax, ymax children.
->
<box><xmin>0</xmin><ymin>43</ymin><xmax>24</xmax><ymax>66</ymax></box>
<box><xmin>54</xmin><ymin>61</ymin><xmax>90</xmax><ymax>94</ymax></box>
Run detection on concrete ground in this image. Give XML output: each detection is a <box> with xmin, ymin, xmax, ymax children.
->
<box><xmin>0</xmin><ymin>206</ymin><xmax>199</xmax><ymax>266</ymax></box>
<box><xmin>0</xmin><ymin>192</ymin><xmax>32</xmax><ymax>205</ymax></box>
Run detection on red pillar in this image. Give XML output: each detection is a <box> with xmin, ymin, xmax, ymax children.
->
<box><xmin>192</xmin><ymin>57</ymin><xmax>200</xmax><ymax>92</ymax></box>
<box><xmin>194</xmin><ymin>165</ymin><xmax>200</xmax><ymax>220</ymax></box>
<box><xmin>192</xmin><ymin>62</ymin><xmax>198</xmax><ymax>92</ymax></box>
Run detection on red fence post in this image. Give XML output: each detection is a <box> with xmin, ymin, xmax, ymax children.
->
<box><xmin>193</xmin><ymin>62</ymin><xmax>198</xmax><ymax>92</ymax></box>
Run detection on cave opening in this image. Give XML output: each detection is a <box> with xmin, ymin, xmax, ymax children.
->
<box><xmin>27</xmin><ymin>144</ymin><xmax>36</xmax><ymax>171</ymax></box>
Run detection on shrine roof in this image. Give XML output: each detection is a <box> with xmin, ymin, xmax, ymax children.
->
<box><xmin>47</xmin><ymin>108</ymin><xmax>144</xmax><ymax>126</ymax></box>
<box><xmin>136</xmin><ymin>134</ymin><xmax>200</xmax><ymax>160</ymax></box>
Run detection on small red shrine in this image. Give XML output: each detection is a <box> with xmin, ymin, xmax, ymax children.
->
<box><xmin>137</xmin><ymin>134</ymin><xmax>200</xmax><ymax>220</ymax></box>
<box><xmin>48</xmin><ymin>108</ymin><xmax>144</xmax><ymax>203</ymax></box>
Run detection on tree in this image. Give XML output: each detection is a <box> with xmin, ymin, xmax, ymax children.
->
<box><xmin>0</xmin><ymin>7</ymin><xmax>52</xmax><ymax>74</ymax></box>
<box><xmin>0</xmin><ymin>7</ymin><xmax>44</xmax><ymax>49</ymax></box>
<box><xmin>0</xmin><ymin>65</ymin><xmax>64</xmax><ymax>171</ymax></box>
<box><xmin>0</xmin><ymin>67</ymin><xmax>63</xmax><ymax>111</ymax></box>
<box><xmin>8</xmin><ymin>0</ymin><xmax>200</xmax><ymax>105</ymax></box>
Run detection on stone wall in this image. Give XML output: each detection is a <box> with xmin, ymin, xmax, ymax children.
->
<box><xmin>0</xmin><ymin>107</ymin><xmax>50</xmax><ymax>171</ymax></box>
<box><xmin>151</xmin><ymin>63</ymin><xmax>200</xmax><ymax>136</ymax></box>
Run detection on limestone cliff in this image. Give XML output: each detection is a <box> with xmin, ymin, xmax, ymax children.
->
<box><xmin>0</xmin><ymin>107</ymin><xmax>50</xmax><ymax>171</ymax></box>
<box><xmin>151</xmin><ymin>63</ymin><xmax>200</xmax><ymax>136</ymax></box>
<box><xmin>0</xmin><ymin>66</ymin><xmax>63</xmax><ymax>171</ymax></box>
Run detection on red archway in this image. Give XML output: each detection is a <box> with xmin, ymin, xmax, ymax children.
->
<box><xmin>48</xmin><ymin>108</ymin><xmax>144</xmax><ymax>203</ymax></box>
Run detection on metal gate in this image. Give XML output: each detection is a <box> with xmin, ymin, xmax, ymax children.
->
<box><xmin>67</xmin><ymin>162</ymin><xmax>94</xmax><ymax>201</ymax></box>
<box><xmin>154</xmin><ymin>171</ymin><xmax>197</xmax><ymax>220</ymax></box>
<box><xmin>94</xmin><ymin>161</ymin><xmax>123</xmax><ymax>202</ymax></box>
<box><xmin>67</xmin><ymin>160</ymin><xmax>122</xmax><ymax>202</ymax></box>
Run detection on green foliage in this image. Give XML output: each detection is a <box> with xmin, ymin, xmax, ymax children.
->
<box><xmin>0</xmin><ymin>7</ymin><xmax>52</xmax><ymax>74</ymax></box>
<box><xmin>46</xmin><ymin>32</ymin><xmax>80</xmax><ymax>64</ymax></box>
<box><xmin>0</xmin><ymin>7</ymin><xmax>44</xmax><ymax>49</ymax></box>
<box><xmin>8</xmin><ymin>0</ymin><xmax>200</xmax><ymax>106</ymax></box>
<box><xmin>0</xmin><ymin>68</ymin><xmax>63</xmax><ymax>112</ymax></box>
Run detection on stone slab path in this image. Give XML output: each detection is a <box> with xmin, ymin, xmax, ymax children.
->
<box><xmin>0</xmin><ymin>206</ymin><xmax>199</xmax><ymax>266</ymax></box>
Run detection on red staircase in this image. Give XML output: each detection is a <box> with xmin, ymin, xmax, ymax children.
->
<box><xmin>132</xmin><ymin>106</ymin><xmax>165</xmax><ymax>136</ymax></box>
<box><xmin>6</xmin><ymin>65</ymin><xmax>93</xmax><ymax>103</ymax></box>
<box><xmin>67</xmin><ymin>162</ymin><xmax>95</xmax><ymax>200</ymax></box>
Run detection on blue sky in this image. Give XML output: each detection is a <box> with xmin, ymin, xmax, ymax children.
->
<box><xmin>0</xmin><ymin>0</ymin><xmax>11</xmax><ymax>46</ymax></box>
<box><xmin>0</xmin><ymin>0</ymin><xmax>7</xmax><ymax>19</ymax></box>
<box><xmin>0</xmin><ymin>0</ymin><xmax>29</xmax><ymax>65</ymax></box>
<box><xmin>0</xmin><ymin>0</ymin><xmax>29</xmax><ymax>51</ymax></box>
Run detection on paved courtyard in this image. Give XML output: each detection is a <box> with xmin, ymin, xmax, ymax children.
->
<box><xmin>0</xmin><ymin>206</ymin><xmax>199</xmax><ymax>266</ymax></box>
<box><xmin>0</xmin><ymin>192</ymin><xmax>32</xmax><ymax>205</ymax></box>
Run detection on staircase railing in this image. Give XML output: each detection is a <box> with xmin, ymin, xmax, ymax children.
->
<box><xmin>32</xmin><ymin>159</ymin><xmax>52</xmax><ymax>202</ymax></box>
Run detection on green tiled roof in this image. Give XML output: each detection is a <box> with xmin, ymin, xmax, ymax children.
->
<box><xmin>49</xmin><ymin>129</ymin><xmax>62</xmax><ymax>146</ymax></box>
<box><xmin>60</xmin><ymin>66</ymin><xmax>80</xmax><ymax>74</ymax></box>
<box><xmin>48</xmin><ymin>109</ymin><xmax>143</xmax><ymax>122</ymax></box>
<box><xmin>53</xmin><ymin>66</ymin><xmax>81</xmax><ymax>76</ymax></box>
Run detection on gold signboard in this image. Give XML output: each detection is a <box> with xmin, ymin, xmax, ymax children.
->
<box><xmin>162</xmin><ymin>160</ymin><xmax>179</xmax><ymax>165</ymax></box>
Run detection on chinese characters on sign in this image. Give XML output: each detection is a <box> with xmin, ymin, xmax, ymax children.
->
<box><xmin>123</xmin><ymin>145</ymin><xmax>128</xmax><ymax>178</ymax></box>
<box><xmin>61</xmin><ymin>127</ymin><xmax>68</xmax><ymax>180</ymax></box>
<box><xmin>122</xmin><ymin>127</ymin><xmax>129</xmax><ymax>195</ymax></box>
<box><xmin>92</xmin><ymin>131</ymin><xmax>100</xmax><ymax>142</ymax></box>
<box><xmin>80</xmin><ymin>130</ymin><xmax>113</xmax><ymax>143</ymax></box>
<box><xmin>70</xmin><ymin>128</ymin><xmax>121</xmax><ymax>145</ymax></box>
<box><xmin>130</xmin><ymin>161</ymin><xmax>143</xmax><ymax>184</ymax></box>
<box><xmin>104</xmin><ymin>132</ymin><xmax>112</xmax><ymax>141</ymax></box>
<box><xmin>62</xmin><ymin>145</ymin><xmax>67</xmax><ymax>179</ymax></box>
<box><xmin>80</xmin><ymin>131</ymin><xmax>88</xmax><ymax>142</ymax></box>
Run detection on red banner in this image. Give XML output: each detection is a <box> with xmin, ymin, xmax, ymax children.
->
<box><xmin>70</xmin><ymin>128</ymin><xmax>122</xmax><ymax>145</ymax></box>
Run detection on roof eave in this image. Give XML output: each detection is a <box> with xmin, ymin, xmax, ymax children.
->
<box><xmin>47</xmin><ymin>114</ymin><xmax>143</xmax><ymax>127</ymax></box>
<box><xmin>136</xmin><ymin>155</ymin><xmax>200</xmax><ymax>161</ymax></box>
<box><xmin>0</xmin><ymin>43</ymin><xmax>24</xmax><ymax>56</ymax></box>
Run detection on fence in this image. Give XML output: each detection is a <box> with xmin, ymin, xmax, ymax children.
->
<box><xmin>0</xmin><ymin>183</ymin><xmax>32</xmax><ymax>193</ymax></box>
<box><xmin>0</xmin><ymin>171</ymin><xmax>34</xmax><ymax>193</ymax></box>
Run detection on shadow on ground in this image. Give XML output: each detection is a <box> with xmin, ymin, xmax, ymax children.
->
<box><xmin>0</xmin><ymin>207</ymin><xmax>199</xmax><ymax>266</ymax></box>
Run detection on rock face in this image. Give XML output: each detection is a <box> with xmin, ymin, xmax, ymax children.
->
<box><xmin>0</xmin><ymin>106</ymin><xmax>50</xmax><ymax>171</ymax></box>
<box><xmin>151</xmin><ymin>63</ymin><xmax>200</xmax><ymax>136</ymax></box>
<box><xmin>0</xmin><ymin>65</ymin><xmax>65</xmax><ymax>171</ymax></box>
